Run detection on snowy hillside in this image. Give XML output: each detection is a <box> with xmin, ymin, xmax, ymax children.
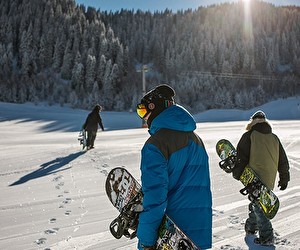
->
<box><xmin>0</xmin><ymin>98</ymin><xmax>299</xmax><ymax>250</ymax></box>
<box><xmin>194</xmin><ymin>96</ymin><xmax>300</xmax><ymax>122</ymax></box>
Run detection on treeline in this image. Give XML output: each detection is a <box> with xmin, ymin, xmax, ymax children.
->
<box><xmin>0</xmin><ymin>0</ymin><xmax>299</xmax><ymax>112</ymax></box>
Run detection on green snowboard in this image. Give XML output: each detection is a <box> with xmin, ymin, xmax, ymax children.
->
<box><xmin>216</xmin><ymin>139</ymin><xmax>279</xmax><ymax>219</ymax></box>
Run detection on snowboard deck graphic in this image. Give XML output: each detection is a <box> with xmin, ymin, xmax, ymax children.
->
<box><xmin>78</xmin><ymin>129</ymin><xmax>87</xmax><ymax>150</ymax></box>
<box><xmin>105</xmin><ymin>167</ymin><xmax>199</xmax><ymax>249</ymax></box>
<box><xmin>216</xmin><ymin>139</ymin><xmax>279</xmax><ymax>219</ymax></box>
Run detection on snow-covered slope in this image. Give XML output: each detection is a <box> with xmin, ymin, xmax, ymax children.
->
<box><xmin>0</xmin><ymin>98</ymin><xmax>299</xmax><ymax>249</ymax></box>
<box><xmin>194</xmin><ymin>96</ymin><xmax>300</xmax><ymax>122</ymax></box>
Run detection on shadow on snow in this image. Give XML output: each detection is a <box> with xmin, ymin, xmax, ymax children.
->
<box><xmin>9</xmin><ymin>151</ymin><xmax>85</xmax><ymax>186</ymax></box>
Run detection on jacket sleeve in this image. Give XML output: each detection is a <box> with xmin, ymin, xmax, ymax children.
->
<box><xmin>277</xmin><ymin>139</ymin><xmax>290</xmax><ymax>184</ymax></box>
<box><xmin>99</xmin><ymin>115</ymin><xmax>104</xmax><ymax>131</ymax></box>
<box><xmin>233</xmin><ymin>131</ymin><xmax>251</xmax><ymax>180</ymax></box>
<box><xmin>137</xmin><ymin>143</ymin><xmax>168</xmax><ymax>247</ymax></box>
<box><xmin>95</xmin><ymin>113</ymin><xmax>104</xmax><ymax>131</ymax></box>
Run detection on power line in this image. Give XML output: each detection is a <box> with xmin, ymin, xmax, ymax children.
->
<box><xmin>179</xmin><ymin>71</ymin><xmax>279</xmax><ymax>81</ymax></box>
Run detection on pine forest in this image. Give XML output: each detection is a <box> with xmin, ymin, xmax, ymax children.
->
<box><xmin>0</xmin><ymin>0</ymin><xmax>299</xmax><ymax>112</ymax></box>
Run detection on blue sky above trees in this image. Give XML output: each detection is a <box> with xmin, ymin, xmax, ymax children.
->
<box><xmin>76</xmin><ymin>0</ymin><xmax>300</xmax><ymax>12</ymax></box>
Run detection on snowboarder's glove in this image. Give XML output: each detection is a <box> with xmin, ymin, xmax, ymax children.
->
<box><xmin>278</xmin><ymin>179</ymin><xmax>288</xmax><ymax>190</ymax></box>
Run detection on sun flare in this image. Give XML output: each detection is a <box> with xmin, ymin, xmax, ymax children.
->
<box><xmin>243</xmin><ymin>0</ymin><xmax>253</xmax><ymax>46</ymax></box>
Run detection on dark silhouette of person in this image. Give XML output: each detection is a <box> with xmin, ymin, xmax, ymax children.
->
<box><xmin>82</xmin><ymin>104</ymin><xmax>104</xmax><ymax>149</ymax></box>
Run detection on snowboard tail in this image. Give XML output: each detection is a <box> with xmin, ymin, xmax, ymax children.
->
<box><xmin>105</xmin><ymin>167</ymin><xmax>199</xmax><ymax>249</ymax></box>
<box><xmin>216</xmin><ymin>139</ymin><xmax>279</xmax><ymax>219</ymax></box>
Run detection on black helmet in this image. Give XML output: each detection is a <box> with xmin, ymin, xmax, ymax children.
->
<box><xmin>251</xmin><ymin>110</ymin><xmax>266</xmax><ymax>120</ymax></box>
<box><xmin>141</xmin><ymin>84</ymin><xmax>175</xmax><ymax>104</ymax></box>
<box><xmin>138</xmin><ymin>84</ymin><xmax>175</xmax><ymax>125</ymax></box>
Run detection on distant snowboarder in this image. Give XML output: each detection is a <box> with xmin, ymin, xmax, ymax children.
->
<box><xmin>82</xmin><ymin>104</ymin><xmax>104</xmax><ymax>150</ymax></box>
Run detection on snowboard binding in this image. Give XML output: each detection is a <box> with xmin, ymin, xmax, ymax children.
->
<box><xmin>109</xmin><ymin>192</ymin><xmax>143</xmax><ymax>239</ymax></box>
<box><xmin>178</xmin><ymin>239</ymin><xmax>194</xmax><ymax>250</ymax></box>
<box><xmin>219</xmin><ymin>150</ymin><xmax>237</xmax><ymax>173</ymax></box>
<box><xmin>240</xmin><ymin>178</ymin><xmax>262</xmax><ymax>201</ymax></box>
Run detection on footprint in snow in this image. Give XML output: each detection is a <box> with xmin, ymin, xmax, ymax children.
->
<box><xmin>212</xmin><ymin>208</ymin><xmax>224</xmax><ymax>217</ymax></box>
<box><xmin>62</xmin><ymin>198</ymin><xmax>72</xmax><ymax>204</ymax></box>
<box><xmin>49</xmin><ymin>218</ymin><xmax>56</xmax><ymax>224</ymax></box>
<box><xmin>274</xmin><ymin>232</ymin><xmax>291</xmax><ymax>246</ymax></box>
<box><xmin>44</xmin><ymin>228</ymin><xmax>59</xmax><ymax>235</ymax></box>
<box><xmin>34</xmin><ymin>237</ymin><xmax>47</xmax><ymax>245</ymax></box>
<box><xmin>100</xmin><ymin>169</ymin><xmax>108</xmax><ymax>176</ymax></box>
<box><xmin>55</xmin><ymin>182</ymin><xmax>64</xmax><ymax>189</ymax></box>
<box><xmin>95</xmin><ymin>164</ymin><xmax>109</xmax><ymax>176</ymax></box>
<box><xmin>52</xmin><ymin>175</ymin><xmax>63</xmax><ymax>182</ymax></box>
<box><xmin>65</xmin><ymin>210</ymin><xmax>71</xmax><ymax>216</ymax></box>
<box><xmin>228</xmin><ymin>215</ymin><xmax>240</xmax><ymax>224</ymax></box>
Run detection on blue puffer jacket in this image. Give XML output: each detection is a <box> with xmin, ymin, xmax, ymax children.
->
<box><xmin>137</xmin><ymin>104</ymin><xmax>212</xmax><ymax>249</ymax></box>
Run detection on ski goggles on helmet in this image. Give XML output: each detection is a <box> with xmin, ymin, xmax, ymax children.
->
<box><xmin>136</xmin><ymin>103</ymin><xmax>150</xmax><ymax>119</ymax></box>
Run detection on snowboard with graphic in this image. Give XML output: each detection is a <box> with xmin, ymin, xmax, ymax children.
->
<box><xmin>216</xmin><ymin>139</ymin><xmax>279</xmax><ymax>219</ymax></box>
<box><xmin>105</xmin><ymin>167</ymin><xmax>199</xmax><ymax>249</ymax></box>
<box><xmin>78</xmin><ymin>129</ymin><xmax>87</xmax><ymax>150</ymax></box>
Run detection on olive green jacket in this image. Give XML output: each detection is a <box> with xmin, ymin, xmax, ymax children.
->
<box><xmin>233</xmin><ymin>122</ymin><xmax>290</xmax><ymax>190</ymax></box>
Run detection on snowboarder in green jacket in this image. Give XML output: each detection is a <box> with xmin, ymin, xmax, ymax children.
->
<box><xmin>233</xmin><ymin>110</ymin><xmax>290</xmax><ymax>246</ymax></box>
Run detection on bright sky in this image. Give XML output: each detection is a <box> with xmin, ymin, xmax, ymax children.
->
<box><xmin>75</xmin><ymin>0</ymin><xmax>299</xmax><ymax>12</ymax></box>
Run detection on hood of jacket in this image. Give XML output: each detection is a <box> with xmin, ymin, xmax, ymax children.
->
<box><xmin>148</xmin><ymin>104</ymin><xmax>196</xmax><ymax>135</ymax></box>
<box><xmin>251</xmin><ymin>121</ymin><xmax>272</xmax><ymax>134</ymax></box>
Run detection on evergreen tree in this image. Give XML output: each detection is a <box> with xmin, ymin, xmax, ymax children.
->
<box><xmin>72</xmin><ymin>61</ymin><xmax>84</xmax><ymax>88</ymax></box>
<box><xmin>61</xmin><ymin>39</ymin><xmax>73</xmax><ymax>80</ymax></box>
<box><xmin>52</xmin><ymin>34</ymin><xmax>67</xmax><ymax>72</ymax></box>
<box><xmin>102</xmin><ymin>59</ymin><xmax>113</xmax><ymax>109</ymax></box>
<box><xmin>85</xmin><ymin>54</ymin><xmax>96</xmax><ymax>92</ymax></box>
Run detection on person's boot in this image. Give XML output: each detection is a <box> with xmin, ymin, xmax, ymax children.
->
<box><xmin>254</xmin><ymin>237</ymin><xmax>274</xmax><ymax>246</ymax></box>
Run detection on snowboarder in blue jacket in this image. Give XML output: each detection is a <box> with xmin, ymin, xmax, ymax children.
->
<box><xmin>136</xmin><ymin>84</ymin><xmax>212</xmax><ymax>249</ymax></box>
